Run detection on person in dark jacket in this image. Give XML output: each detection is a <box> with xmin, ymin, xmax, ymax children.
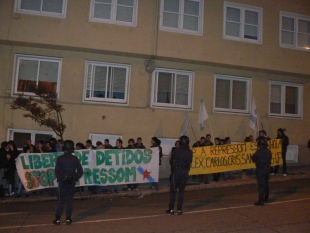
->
<box><xmin>272</xmin><ymin>128</ymin><xmax>289</xmax><ymax>176</ymax></box>
<box><xmin>53</xmin><ymin>140</ymin><xmax>83</xmax><ymax>225</ymax></box>
<box><xmin>251</xmin><ymin>136</ymin><xmax>272</xmax><ymax>206</ymax></box>
<box><xmin>166</xmin><ymin>135</ymin><xmax>193</xmax><ymax>215</ymax></box>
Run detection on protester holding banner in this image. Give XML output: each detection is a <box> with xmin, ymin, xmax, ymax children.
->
<box><xmin>166</xmin><ymin>135</ymin><xmax>193</xmax><ymax>215</ymax></box>
<box><xmin>272</xmin><ymin>128</ymin><xmax>289</xmax><ymax>176</ymax></box>
<box><xmin>53</xmin><ymin>140</ymin><xmax>83</xmax><ymax>225</ymax></box>
<box><xmin>251</xmin><ymin>136</ymin><xmax>272</xmax><ymax>206</ymax></box>
<box><xmin>222</xmin><ymin>137</ymin><xmax>234</xmax><ymax>181</ymax></box>
<box><xmin>150</xmin><ymin>137</ymin><xmax>162</xmax><ymax>190</ymax></box>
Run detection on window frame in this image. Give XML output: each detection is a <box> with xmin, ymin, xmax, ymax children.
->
<box><xmin>213</xmin><ymin>74</ymin><xmax>251</xmax><ymax>114</ymax></box>
<box><xmin>14</xmin><ymin>0</ymin><xmax>67</xmax><ymax>18</ymax></box>
<box><xmin>89</xmin><ymin>0</ymin><xmax>138</xmax><ymax>27</ymax></box>
<box><xmin>280</xmin><ymin>12</ymin><xmax>310</xmax><ymax>52</ymax></box>
<box><xmin>12</xmin><ymin>54</ymin><xmax>62</xmax><ymax>98</ymax></box>
<box><xmin>83</xmin><ymin>61</ymin><xmax>131</xmax><ymax>105</ymax></box>
<box><xmin>151</xmin><ymin>68</ymin><xmax>194</xmax><ymax>110</ymax></box>
<box><xmin>269</xmin><ymin>81</ymin><xmax>303</xmax><ymax>119</ymax></box>
<box><xmin>89</xmin><ymin>133</ymin><xmax>122</xmax><ymax>148</ymax></box>
<box><xmin>159</xmin><ymin>0</ymin><xmax>204</xmax><ymax>36</ymax></box>
<box><xmin>223</xmin><ymin>1</ymin><xmax>263</xmax><ymax>44</ymax></box>
<box><xmin>7</xmin><ymin>128</ymin><xmax>56</xmax><ymax>151</ymax></box>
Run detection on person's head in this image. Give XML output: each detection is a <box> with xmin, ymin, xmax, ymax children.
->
<box><xmin>7</xmin><ymin>140</ymin><xmax>16</xmax><ymax>150</ymax></box>
<box><xmin>175</xmin><ymin>140</ymin><xmax>180</xmax><ymax>148</ymax></box>
<box><xmin>220</xmin><ymin>139</ymin><xmax>225</xmax><ymax>145</ymax></box>
<box><xmin>29</xmin><ymin>144</ymin><xmax>35</xmax><ymax>153</ymax></box>
<box><xmin>277</xmin><ymin>128</ymin><xmax>285</xmax><ymax>136</ymax></box>
<box><xmin>96</xmin><ymin>141</ymin><xmax>103</xmax><ymax>147</ymax></box>
<box><xmin>205</xmin><ymin>134</ymin><xmax>211</xmax><ymax>142</ymax></box>
<box><xmin>116</xmin><ymin>138</ymin><xmax>123</xmax><ymax>148</ymax></box>
<box><xmin>214</xmin><ymin>137</ymin><xmax>221</xmax><ymax>145</ymax></box>
<box><xmin>244</xmin><ymin>137</ymin><xmax>251</xmax><ymax>142</ymax></box>
<box><xmin>225</xmin><ymin>137</ymin><xmax>231</xmax><ymax>144</ymax></box>
<box><xmin>26</xmin><ymin>138</ymin><xmax>32</xmax><ymax>146</ymax></box>
<box><xmin>49</xmin><ymin>137</ymin><xmax>57</xmax><ymax>145</ymax></box>
<box><xmin>37</xmin><ymin>140</ymin><xmax>44</xmax><ymax>148</ymax></box>
<box><xmin>1</xmin><ymin>141</ymin><xmax>8</xmax><ymax>149</ymax></box>
<box><xmin>104</xmin><ymin>139</ymin><xmax>110</xmax><ymax>146</ymax></box>
<box><xmin>200</xmin><ymin>137</ymin><xmax>206</xmax><ymax>144</ymax></box>
<box><xmin>75</xmin><ymin>142</ymin><xmax>85</xmax><ymax>150</ymax></box>
<box><xmin>259</xmin><ymin>130</ymin><xmax>267</xmax><ymax>137</ymax></box>
<box><xmin>45</xmin><ymin>141</ymin><xmax>51</xmax><ymax>149</ymax></box>
<box><xmin>63</xmin><ymin>140</ymin><xmax>75</xmax><ymax>153</ymax></box>
<box><xmin>257</xmin><ymin>136</ymin><xmax>268</xmax><ymax>148</ymax></box>
<box><xmin>86</xmin><ymin>139</ymin><xmax>92</xmax><ymax>148</ymax></box>
<box><xmin>151</xmin><ymin>137</ymin><xmax>161</xmax><ymax>146</ymax></box>
<box><xmin>23</xmin><ymin>146</ymin><xmax>30</xmax><ymax>153</ymax></box>
<box><xmin>179</xmin><ymin>136</ymin><xmax>190</xmax><ymax>146</ymax></box>
<box><xmin>136</xmin><ymin>137</ymin><xmax>143</xmax><ymax>145</ymax></box>
<box><xmin>128</xmin><ymin>138</ymin><xmax>135</xmax><ymax>147</ymax></box>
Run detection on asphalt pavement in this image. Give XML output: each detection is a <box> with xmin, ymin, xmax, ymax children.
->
<box><xmin>1</xmin><ymin>164</ymin><xmax>309</xmax><ymax>204</ymax></box>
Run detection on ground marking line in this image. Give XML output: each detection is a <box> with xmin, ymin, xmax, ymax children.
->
<box><xmin>0</xmin><ymin>197</ymin><xmax>309</xmax><ymax>230</ymax></box>
<box><xmin>0</xmin><ymin>212</ymin><xmax>29</xmax><ymax>216</ymax></box>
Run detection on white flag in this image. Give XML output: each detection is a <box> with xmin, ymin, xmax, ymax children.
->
<box><xmin>249</xmin><ymin>96</ymin><xmax>258</xmax><ymax>135</ymax></box>
<box><xmin>199</xmin><ymin>99</ymin><xmax>208</xmax><ymax>131</ymax></box>
<box><xmin>180</xmin><ymin>112</ymin><xmax>189</xmax><ymax>136</ymax></box>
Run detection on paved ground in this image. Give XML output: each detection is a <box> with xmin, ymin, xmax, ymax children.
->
<box><xmin>0</xmin><ymin>178</ymin><xmax>309</xmax><ymax>233</ymax></box>
<box><xmin>1</xmin><ymin>164</ymin><xmax>309</xmax><ymax>204</ymax></box>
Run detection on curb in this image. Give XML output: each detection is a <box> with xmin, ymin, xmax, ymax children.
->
<box><xmin>1</xmin><ymin>173</ymin><xmax>309</xmax><ymax>204</ymax></box>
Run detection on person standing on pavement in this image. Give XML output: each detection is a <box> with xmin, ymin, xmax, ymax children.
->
<box><xmin>53</xmin><ymin>140</ymin><xmax>83</xmax><ymax>225</ymax></box>
<box><xmin>251</xmin><ymin>136</ymin><xmax>272</xmax><ymax>206</ymax></box>
<box><xmin>272</xmin><ymin>128</ymin><xmax>289</xmax><ymax>176</ymax></box>
<box><xmin>166</xmin><ymin>135</ymin><xmax>193</xmax><ymax>215</ymax></box>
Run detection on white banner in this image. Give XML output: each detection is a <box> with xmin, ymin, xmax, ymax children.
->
<box><xmin>16</xmin><ymin>148</ymin><xmax>159</xmax><ymax>191</ymax></box>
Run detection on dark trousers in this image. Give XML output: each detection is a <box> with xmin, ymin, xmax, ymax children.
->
<box><xmin>256</xmin><ymin>172</ymin><xmax>269</xmax><ymax>199</ymax></box>
<box><xmin>56</xmin><ymin>182</ymin><xmax>75</xmax><ymax>217</ymax></box>
<box><xmin>169</xmin><ymin>171</ymin><xmax>188</xmax><ymax>211</ymax></box>
<box><xmin>273</xmin><ymin>149</ymin><xmax>287</xmax><ymax>174</ymax></box>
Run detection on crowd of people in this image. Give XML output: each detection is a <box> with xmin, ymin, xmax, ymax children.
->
<box><xmin>0</xmin><ymin>128</ymin><xmax>289</xmax><ymax>198</ymax></box>
<box><xmin>190</xmin><ymin>128</ymin><xmax>289</xmax><ymax>183</ymax></box>
<box><xmin>0</xmin><ymin>136</ymin><xmax>163</xmax><ymax>197</ymax></box>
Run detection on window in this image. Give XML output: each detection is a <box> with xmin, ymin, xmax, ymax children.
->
<box><xmin>224</xmin><ymin>2</ymin><xmax>262</xmax><ymax>43</ymax></box>
<box><xmin>15</xmin><ymin>0</ymin><xmax>67</xmax><ymax>18</ymax></box>
<box><xmin>13</xmin><ymin>55</ymin><xmax>62</xmax><ymax>96</ymax></box>
<box><xmin>269</xmin><ymin>81</ymin><xmax>303</xmax><ymax>118</ymax></box>
<box><xmin>280</xmin><ymin>12</ymin><xmax>310</xmax><ymax>51</ymax></box>
<box><xmin>8</xmin><ymin>129</ymin><xmax>56</xmax><ymax>151</ymax></box>
<box><xmin>89</xmin><ymin>134</ymin><xmax>122</xmax><ymax>148</ymax></box>
<box><xmin>151</xmin><ymin>68</ymin><xmax>193</xmax><ymax>109</ymax></box>
<box><xmin>84</xmin><ymin>61</ymin><xmax>130</xmax><ymax>104</ymax></box>
<box><xmin>160</xmin><ymin>0</ymin><xmax>203</xmax><ymax>35</ymax></box>
<box><xmin>90</xmin><ymin>0</ymin><xmax>138</xmax><ymax>26</ymax></box>
<box><xmin>158</xmin><ymin>137</ymin><xmax>179</xmax><ymax>156</ymax></box>
<box><xmin>214</xmin><ymin>74</ymin><xmax>251</xmax><ymax>114</ymax></box>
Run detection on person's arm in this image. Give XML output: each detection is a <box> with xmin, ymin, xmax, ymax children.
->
<box><xmin>75</xmin><ymin>158</ymin><xmax>83</xmax><ymax>181</ymax></box>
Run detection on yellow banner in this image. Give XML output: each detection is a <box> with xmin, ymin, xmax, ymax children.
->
<box><xmin>189</xmin><ymin>139</ymin><xmax>282</xmax><ymax>175</ymax></box>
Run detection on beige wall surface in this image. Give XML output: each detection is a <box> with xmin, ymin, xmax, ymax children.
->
<box><xmin>0</xmin><ymin>0</ymin><xmax>309</xmax><ymax>159</ymax></box>
<box><xmin>1</xmin><ymin>0</ymin><xmax>309</xmax><ymax>76</ymax></box>
<box><xmin>1</xmin><ymin>44</ymin><xmax>309</xmax><ymax>149</ymax></box>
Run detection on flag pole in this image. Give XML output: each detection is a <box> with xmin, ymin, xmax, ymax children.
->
<box><xmin>191</xmin><ymin>125</ymin><xmax>198</xmax><ymax>144</ymax></box>
<box><xmin>208</xmin><ymin>117</ymin><xmax>215</xmax><ymax>138</ymax></box>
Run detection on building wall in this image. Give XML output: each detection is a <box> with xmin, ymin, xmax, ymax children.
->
<box><xmin>0</xmin><ymin>0</ymin><xmax>310</xmax><ymax>158</ymax></box>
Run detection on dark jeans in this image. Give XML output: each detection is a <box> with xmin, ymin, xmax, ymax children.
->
<box><xmin>56</xmin><ymin>182</ymin><xmax>75</xmax><ymax>217</ymax></box>
<box><xmin>273</xmin><ymin>149</ymin><xmax>287</xmax><ymax>174</ymax></box>
<box><xmin>256</xmin><ymin>172</ymin><xmax>269</xmax><ymax>199</ymax></box>
<box><xmin>169</xmin><ymin>171</ymin><xmax>188</xmax><ymax>211</ymax></box>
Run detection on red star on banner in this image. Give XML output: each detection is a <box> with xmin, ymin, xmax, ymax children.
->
<box><xmin>142</xmin><ymin>169</ymin><xmax>151</xmax><ymax>180</ymax></box>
